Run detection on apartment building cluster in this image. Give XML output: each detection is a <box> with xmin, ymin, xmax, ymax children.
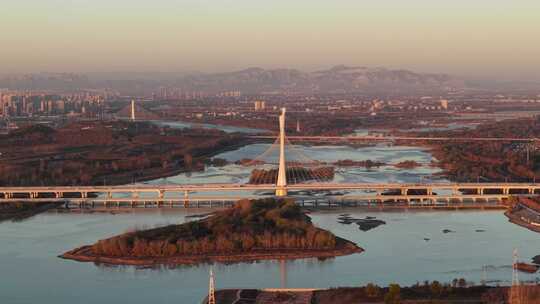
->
<box><xmin>155</xmin><ymin>86</ymin><xmax>242</xmax><ymax>100</ymax></box>
<box><xmin>0</xmin><ymin>91</ymin><xmax>105</xmax><ymax>117</ymax></box>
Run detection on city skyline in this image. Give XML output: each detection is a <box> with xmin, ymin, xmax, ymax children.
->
<box><xmin>1</xmin><ymin>0</ymin><xmax>540</xmax><ymax>81</ymax></box>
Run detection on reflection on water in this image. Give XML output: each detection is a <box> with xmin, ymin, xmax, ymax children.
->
<box><xmin>145</xmin><ymin>143</ymin><xmax>444</xmax><ymax>185</ymax></box>
<box><xmin>1</xmin><ymin>144</ymin><xmax>538</xmax><ymax>304</ymax></box>
<box><xmin>140</xmin><ymin>143</ymin><xmax>447</xmax><ymax>198</ymax></box>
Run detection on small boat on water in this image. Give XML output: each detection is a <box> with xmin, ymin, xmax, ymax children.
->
<box><xmin>516</xmin><ymin>262</ymin><xmax>540</xmax><ymax>274</ymax></box>
<box><xmin>504</xmin><ymin>198</ymin><xmax>540</xmax><ymax>233</ymax></box>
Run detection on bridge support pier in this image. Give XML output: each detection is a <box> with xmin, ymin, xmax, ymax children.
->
<box><xmin>184</xmin><ymin>191</ymin><xmax>189</xmax><ymax>208</ymax></box>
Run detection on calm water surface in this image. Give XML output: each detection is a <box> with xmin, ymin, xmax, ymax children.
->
<box><xmin>152</xmin><ymin>120</ymin><xmax>267</xmax><ymax>134</ymax></box>
<box><xmin>0</xmin><ymin>210</ymin><xmax>538</xmax><ymax>304</ymax></box>
<box><xmin>1</xmin><ymin>142</ymin><xmax>539</xmax><ymax>304</ymax></box>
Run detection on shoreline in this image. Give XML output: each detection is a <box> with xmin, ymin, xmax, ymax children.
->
<box><xmin>87</xmin><ymin>139</ymin><xmax>254</xmax><ymax>186</ymax></box>
<box><xmin>60</xmin><ymin>243</ymin><xmax>363</xmax><ymax>267</ymax></box>
<box><xmin>505</xmin><ymin>211</ymin><xmax>540</xmax><ymax>233</ymax></box>
<box><xmin>0</xmin><ymin>121</ymin><xmax>252</xmax><ymax>188</ymax></box>
<box><xmin>0</xmin><ymin>201</ymin><xmax>63</xmax><ymax>222</ymax></box>
<box><xmin>210</xmin><ymin>284</ymin><xmax>535</xmax><ymax>304</ymax></box>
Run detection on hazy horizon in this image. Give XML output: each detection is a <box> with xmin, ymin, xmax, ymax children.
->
<box><xmin>2</xmin><ymin>0</ymin><xmax>540</xmax><ymax>81</ymax></box>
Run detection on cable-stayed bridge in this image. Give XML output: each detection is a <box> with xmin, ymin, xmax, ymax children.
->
<box><xmin>1</xmin><ymin>108</ymin><xmax>539</xmax><ymax>209</ymax></box>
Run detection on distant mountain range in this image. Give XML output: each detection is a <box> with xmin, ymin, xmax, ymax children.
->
<box><xmin>0</xmin><ymin>66</ymin><xmax>536</xmax><ymax>95</ymax></box>
<box><xmin>179</xmin><ymin>65</ymin><xmax>465</xmax><ymax>94</ymax></box>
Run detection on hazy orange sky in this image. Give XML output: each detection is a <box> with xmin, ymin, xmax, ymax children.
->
<box><xmin>1</xmin><ymin>0</ymin><xmax>539</xmax><ymax>80</ymax></box>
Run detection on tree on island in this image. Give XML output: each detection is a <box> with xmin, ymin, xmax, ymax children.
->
<box><xmin>430</xmin><ymin>280</ymin><xmax>443</xmax><ymax>297</ymax></box>
<box><xmin>82</xmin><ymin>198</ymin><xmax>360</xmax><ymax>260</ymax></box>
<box><xmin>384</xmin><ymin>283</ymin><xmax>401</xmax><ymax>304</ymax></box>
<box><xmin>365</xmin><ymin>283</ymin><xmax>381</xmax><ymax>298</ymax></box>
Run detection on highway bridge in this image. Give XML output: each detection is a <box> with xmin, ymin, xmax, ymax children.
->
<box><xmin>2</xmin><ymin>182</ymin><xmax>539</xmax><ymax>196</ymax></box>
<box><xmin>251</xmin><ymin>135</ymin><xmax>540</xmax><ymax>142</ymax></box>
<box><xmin>0</xmin><ymin>182</ymin><xmax>537</xmax><ymax>209</ymax></box>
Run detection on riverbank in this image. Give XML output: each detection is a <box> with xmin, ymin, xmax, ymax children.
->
<box><xmin>0</xmin><ymin>201</ymin><xmax>62</xmax><ymax>222</ymax></box>
<box><xmin>504</xmin><ymin>197</ymin><xmax>540</xmax><ymax>234</ymax></box>
<box><xmin>0</xmin><ymin>121</ymin><xmax>250</xmax><ymax>187</ymax></box>
<box><xmin>60</xmin><ymin>240</ymin><xmax>361</xmax><ymax>267</ymax></box>
<box><xmin>209</xmin><ymin>282</ymin><xmax>540</xmax><ymax>303</ymax></box>
<box><xmin>97</xmin><ymin>139</ymin><xmax>253</xmax><ymax>186</ymax></box>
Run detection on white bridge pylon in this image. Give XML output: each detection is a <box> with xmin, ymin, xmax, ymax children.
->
<box><xmin>130</xmin><ymin>99</ymin><xmax>136</xmax><ymax>121</ymax></box>
<box><xmin>276</xmin><ymin>108</ymin><xmax>288</xmax><ymax>197</ymax></box>
<box><xmin>247</xmin><ymin>107</ymin><xmax>332</xmax><ymax>196</ymax></box>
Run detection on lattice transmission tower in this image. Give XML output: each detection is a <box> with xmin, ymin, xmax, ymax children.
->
<box><xmin>208</xmin><ymin>267</ymin><xmax>216</xmax><ymax>304</ymax></box>
<box><xmin>509</xmin><ymin>249</ymin><xmax>521</xmax><ymax>304</ymax></box>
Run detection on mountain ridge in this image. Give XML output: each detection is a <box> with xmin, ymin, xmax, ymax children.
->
<box><xmin>3</xmin><ymin>65</ymin><xmax>527</xmax><ymax>94</ymax></box>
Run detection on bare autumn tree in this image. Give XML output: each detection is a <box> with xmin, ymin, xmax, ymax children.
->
<box><xmin>90</xmin><ymin>198</ymin><xmax>348</xmax><ymax>258</ymax></box>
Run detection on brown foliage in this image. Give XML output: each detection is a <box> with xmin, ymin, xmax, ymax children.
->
<box><xmin>424</xmin><ymin>116</ymin><xmax>540</xmax><ymax>182</ymax></box>
<box><xmin>90</xmin><ymin>198</ymin><xmax>344</xmax><ymax>257</ymax></box>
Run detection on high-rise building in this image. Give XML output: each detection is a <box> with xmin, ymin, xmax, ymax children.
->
<box><xmin>440</xmin><ymin>99</ymin><xmax>449</xmax><ymax>110</ymax></box>
<box><xmin>254</xmin><ymin>100</ymin><xmax>266</xmax><ymax>111</ymax></box>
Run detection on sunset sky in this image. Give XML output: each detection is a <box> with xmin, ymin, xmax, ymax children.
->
<box><xmin>1</xmin><ymin>0</ymin><xmax>539</xmax><ymax>80</ymax></box>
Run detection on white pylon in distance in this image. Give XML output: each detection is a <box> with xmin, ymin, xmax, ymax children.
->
<box><xmin>130</xmin><ymin>99</ymin><xmax>136</xmax><ymax>121</ymax></box>
<box><xmin>276</xmin><ymin>108</ymin><xmax>287</xmax><ymax>197</ymax></box>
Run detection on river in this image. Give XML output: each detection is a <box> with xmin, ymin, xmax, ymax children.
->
<box><xmin>0</xmin><ymin>125</ymin><xmax>539</xmax><ymax>304</ymax></box>
<box><xmin>152</xmin><ymin>120</ymin><xmax>267</xmax><ymax>134</ymax></box>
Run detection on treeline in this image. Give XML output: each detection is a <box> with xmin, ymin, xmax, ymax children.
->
<box><xmin>91</xmin><ymin>198</ymin><xmax>345</xmax><ymax>257</ymax></box>
<box><xmin>0</xmin><ymin>121</ymin><xmax>243</xmax><ymax>186</ymax></box>
<box><xmin>422</xmin><ymin>116</ymin><xmax>540</xmax><ymax>182</ymax></box>
<box><xmin>313</xmin><ymin>279</ymin><xmax>540</xmax><ymax>304</ymax></box>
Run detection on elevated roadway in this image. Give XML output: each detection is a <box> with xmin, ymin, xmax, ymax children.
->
<box><xmin>1</xmin><ymin>182</ymin><xmax>539</xmax><ymax>195</ymax></box>
<box><xmin>250</xmin><ymin>135</ymin><xmax>540</xmax><ymax>142</ymax></box>
<box><xmin>0</xmin><ymin>182</ymin><xmax>537</xmax><ymax>209</ymax></box>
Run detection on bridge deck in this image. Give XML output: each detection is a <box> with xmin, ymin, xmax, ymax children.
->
<box><xmin>0</xmin><ymin>182</ymin><xmax>536</xmax><ymax>209</ymax></box>
<box><xmin>1</xmin><ymin>182</ymin><xmax>540</xmax><ymax>193</ymax></box>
